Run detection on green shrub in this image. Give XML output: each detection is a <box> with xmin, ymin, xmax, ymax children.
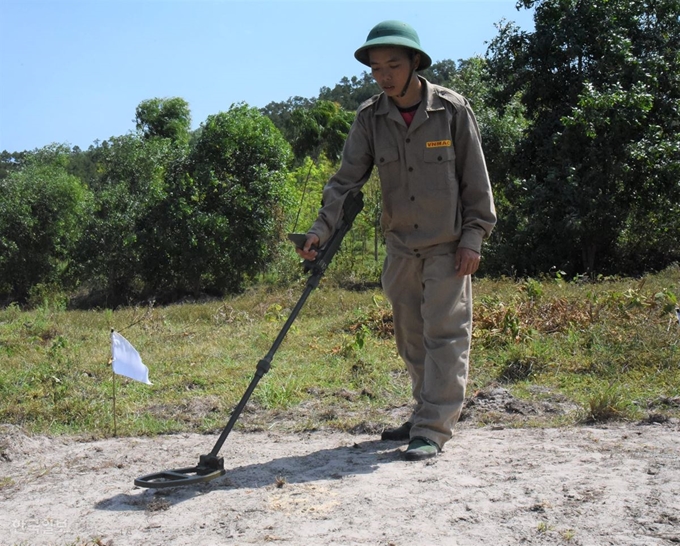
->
<box><xmin>0</xmin><ymin>158</ymin><xmax>93</xmax><ymax>303</ymax></box>
<box><xmin>174</xmin><ymin>104</ymin><xmax>293</xmax><ymax>295</ymax></box>
<box><xmin>584</xmin><ymin>383</ymin><xmax>636</xmax><ymax>423</ymax></box>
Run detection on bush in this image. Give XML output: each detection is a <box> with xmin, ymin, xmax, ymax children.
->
<box><xmin>77</xmin><ymin>134</ymin><xmax>180</xmax><ymax>304</ymax></box>
<box><xmin>77</xmin><ymin>103</ymin><xmax>294</xmax><ymax>304</ymax></box>
<box><xmin>166</xmin><ymin>104</ymin><xmax>293</xmax><ymax>295</ymax></box>
<box><xmin>0</xmin><ymin>160</ymin><xmax>93</xmax><ymax>303</ymax></box>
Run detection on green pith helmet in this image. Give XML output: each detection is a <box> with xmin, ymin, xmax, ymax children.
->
<box><xmin>354</xmin><ymin>20</ymin><xmax>432</xmax><ymax>70</ymax></box>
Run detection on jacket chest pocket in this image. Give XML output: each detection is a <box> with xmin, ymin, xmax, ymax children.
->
<box><xmin>423</xmin><ymin>146</ymin><xmax>456</xmax><ymax>190</ymax></box>
<box><xmin>375</xmin><ymin>147</ymin><xmax>400</xmax><ymax>186</ymax></box>
<box><xmin>375</xmin><ymin>147</ymin><xmax>399</xmax><ymax>168</ymax></box>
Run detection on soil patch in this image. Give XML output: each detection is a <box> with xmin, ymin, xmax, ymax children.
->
<box><xmin>1</xmin><ymin>418</ymin><xmax>679</xmax><ymax>545</ymax></box>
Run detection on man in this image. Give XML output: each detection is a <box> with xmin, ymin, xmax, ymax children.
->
<box><xmin>297</xmin><ymin>20</ymin><xmax>496</xmax><ymax>460</ymax></box>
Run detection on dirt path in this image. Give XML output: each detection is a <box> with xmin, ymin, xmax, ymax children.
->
<box><xmin>1</xmin><ymin>421</ymin><xmax>679</xmax><ymax>546</ymax></box>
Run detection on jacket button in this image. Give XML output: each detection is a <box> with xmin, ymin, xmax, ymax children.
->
<box><xmin>438</xmin><ymin>156</ymin><xmax>443</xmax><ymax>161</ymax></box>
<box><xmin>410</xmin><ymin>196</ymin><xmax>415</xmax><ymax>201</ymax></box>
<box><xmin>380</xmin><ymin>157</ymin><xmax>385</xmax><ymax>163</ymax></box>
<box><xmin>416</xmin><ymin>253</ymin><xmax>421</xmax><ymax>258</ymax></box>
<box><xmin>408</xmin><ymin>167</ymin><xmax>413</xmax><ymax>172</ymax></box>
<box><xmin>406</xmin><ymin>138</ymin><xmax>411</xmax><ymax>143</ymax></box>
<box><xmin>414</xmin><ymin>224</ymin><xmax>419</xmax><ymax>229</ymax></box>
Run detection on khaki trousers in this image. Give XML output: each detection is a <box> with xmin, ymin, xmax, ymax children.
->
<box><xmin>382</xmin><ymin>253</ymin><xmax>472</xmax><ymax>448</ymax></box>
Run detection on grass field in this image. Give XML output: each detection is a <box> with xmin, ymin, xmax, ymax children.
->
<box><xmin>0</xmin><ymin>263</ymin><xmax>678</xmax><ymax>438</ymax></box>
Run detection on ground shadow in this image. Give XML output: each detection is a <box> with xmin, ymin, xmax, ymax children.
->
<box><xmin>95</xmin><ymin>438</ymin><xmax>404</xmax><ymax>512</ymax></box>
<box><xmin>218</xmin><ymin>438</ymin><xmax>402</xmax><ymax>489</ymax></box>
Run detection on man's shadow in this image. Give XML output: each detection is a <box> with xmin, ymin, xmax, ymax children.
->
<box><xmin>95</xmin><ymin>438</ymin><xmax>404</xmax><ymax>512</ymax></box>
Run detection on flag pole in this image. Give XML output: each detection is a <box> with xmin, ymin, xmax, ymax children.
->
<box><xmin>110</xmin><ymin>329</ymin><xmax>117</xmax><ymax>437</ymax></box>
<box><xmin>113</xmin><ymin>364</ymin><xmax>117</xmax><ymax>437</ymax></box>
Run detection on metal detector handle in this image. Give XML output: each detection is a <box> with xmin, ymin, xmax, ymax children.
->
<box><xmin>202</xmin><ymin>191</ymin><xmax>364</xmax><ymax>462</ymax></box>
<box><xmin>304</xmin><ymin>191</ymin><xmax>365</xmax><ymax>276</ymax></box>
<box><xmin>135</xmin><ymin>191</ymin><xmax>366</xmax><ymax>488</ymax></box>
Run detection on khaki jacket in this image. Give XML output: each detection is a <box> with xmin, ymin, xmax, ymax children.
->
<box><xmin>309</xmin><ymin>77</ymin><xmax>496</xmax><ymax>258</ymax></box>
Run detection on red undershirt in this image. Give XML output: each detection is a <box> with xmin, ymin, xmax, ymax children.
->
<box><xmin>398</xmin><ymin>102</ymin><xmax>421</xmax><ymax>127</ymax></box>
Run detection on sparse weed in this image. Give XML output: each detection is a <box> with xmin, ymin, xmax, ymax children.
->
<box><xmin>536</xmin><ymin>520</ymin><xmax>555</xmax><ymax>534</ymax></box>
<box><xmin>0</xmin><ymin>267</ymin><xmax>678</xmax><ymax>436</ymax></box>
<box><xmin>521</xmin><ymin>277</ymin><xmax>544</xmax><ymax>300</ymax></box>
<box><xmin>499</xmin><ymin>355</ymin><xmax>541</xmax><ymax>382</ymax></box>
<box><xmin>584</xmin><ymin>384</ymin><xmax>637</xmax><ymax>423</ymax></box>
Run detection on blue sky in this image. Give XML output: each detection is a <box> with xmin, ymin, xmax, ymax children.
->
<box><xmin>0</xmin><ymin>0</ymin><xmax>535</xmax><ymax>152</ymax></box>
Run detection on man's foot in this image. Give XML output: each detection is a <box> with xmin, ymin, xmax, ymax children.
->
<box><xmin>380</xmin><ymin>421</ymin><xmax>412</xmax><ymax>441</ymax></box>
<box><xmin>403</xmin><ymin>437</ymin><xmax>440</xmax><ymax>461</ymax></box>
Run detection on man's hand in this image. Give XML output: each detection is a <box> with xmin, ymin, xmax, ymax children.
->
<box><xmin>295</xmin><ymin>234</ymin><xmax>320</xmax><ymax>261</ymax></box>
<box><xmin>455</xmin><ymin>247</ymin><xmax>481</xmax><ymax>277</ymax></box>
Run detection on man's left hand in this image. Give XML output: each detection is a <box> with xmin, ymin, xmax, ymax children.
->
<box><xmin>455</xmin><ymin>247</ymin><xmax>481</xmax><ymax>277</ymax></box>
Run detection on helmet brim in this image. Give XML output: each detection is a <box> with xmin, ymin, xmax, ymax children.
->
<box><xmin>354</xmin><ymin>38</ymin><xmax>432</xmax><ymax>70</ymax></box>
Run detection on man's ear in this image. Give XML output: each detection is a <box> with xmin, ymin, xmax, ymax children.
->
<box><xmin>413</xmin><ymin>52</ymin><xmax>421</xmax><ymax>71</ymax></box>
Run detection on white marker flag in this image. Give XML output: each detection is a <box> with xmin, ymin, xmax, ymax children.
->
<box><xmin>111</xmin><ymin>331</ymin><xmax>152</xmax><ymax>385</ymax></box>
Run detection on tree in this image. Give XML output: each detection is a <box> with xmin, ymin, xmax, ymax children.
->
<box><xmin>316</xmin><ymin>61</ymin><xmax>457</xmax><ymax>113</ymax></box>
<box><xmin>420</xmin><ymin>59</ymin><xmax>458</xmax><ymax>85</ymax></box>
<box><xmin>441</xmin><ymin>57</ymin><xmax>529</xmax><ymax>276</ymax></box>
<box><xmin>151</xmin><ymin>104</ymin><xmax>293</xmax><ymax>295</ymax></box>
<box><xmin>77</xmin><ymin>100</ymin><xmax>294</xmax><ymax>303</ymax></box>
<box><xmin>486</xmin><ymin>0</ymin><xmax>680</xmax><ymax>274</ymax></box>
<box><xmin>261</xmin><ymin>60</ymin><xmax>463</xmax><ymax>148</ymax></box>
<box><xmin>0</xmin><ymin>152</ymin><xmax>93</xmax><ymax>302</ymax></box>
<box><xmin>287</xmin><ymin>100</ymin><xmax>355</xmax><ymax>162</ymax></box>
<box><xmin>260</xmin><ymin>96</ymin><xmax>315</xmax><ymax>141</ymax></box>
<box><xmin>0</xmin><ymin>150</ymin><xmax>28</xmax><ymax>181</ymax></box>
<box><xmin>77</xmin><ymin>133</ymin><xmax>181</xmax><ymax>303</ymax></box>
<box><xmin>135</xmin><ymin>97</ymin><xmax>192</xmax><ymax>144</ymax></box>
<box><xmin>318</xmin><ymin>73</ymin><xmax>381</xmax><ymax>111</ymax></box>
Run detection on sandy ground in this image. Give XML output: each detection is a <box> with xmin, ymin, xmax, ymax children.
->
<box><xmin>1</xmin><ymin>416</ymin><xmax>679</xmax><ymax>546</ymax></box>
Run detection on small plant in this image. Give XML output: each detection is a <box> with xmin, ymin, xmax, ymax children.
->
<box><xmin>522</xmin><ymin>278</ymin><xmax>544</xmax><ymax>300</ymax></box>
<box><xmin>585</xmin><ymin>384</ymin><xmax>634</xmax><ymax>423</ymax></box>
<box><xmin>654</xmin><ymin>288</ymin><xmax>678</xmax><ymax>315</ymax></box>
<box><xmin>501</xmin><ymin>307</ymin><xmax>521</xmax><ymax>341</ymax></box>
<box><xmin>562</xmin><ymin>529</ymin><xmax>575</xmax><ymax>541</ymax></box>
<box><xmin>622</xmin><ymin>288</ymin><xmax>649</xmax><ymax>309</ymax></box>
<box><xmin>346</xmin><ymin>305</ymin><xmax>394</xmax><ymax>339</ymax></box>
<box><xmin>552</xmin><ymin>268</ymin><xmax>567</xmax><ymax>287</ymax></box>
<box><xmin>499</xmin><ymin>356</ymin><xmax>539</xmax><ymax>382</ymax></box>
<box><xmin>335</xmin><ymin>325</ymin><xmax>370</xmax><ymax>357</ymax></box>
<box><xmin>353</xmin><ymin>324</ymin><xmax>369</xmax><ymax>351</ymax></box>
<box><xmin>537</xmin><ymin>521</ymin><xmax>552</xmax><ymax>533</ymax></box>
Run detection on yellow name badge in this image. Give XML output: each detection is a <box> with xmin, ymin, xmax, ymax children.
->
<box><xmin>426</xmin><ymin>140</ymin><xmax>452</xmax><ymax>148</ymax></box>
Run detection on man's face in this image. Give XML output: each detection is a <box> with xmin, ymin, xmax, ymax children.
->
<box><xmin>368</xmin><ymin>46</ymin><xmax>418</xmax><ymax>97</ymax></box>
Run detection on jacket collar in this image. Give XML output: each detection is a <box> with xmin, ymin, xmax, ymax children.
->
<box><xmin>374</xmin><ymin>77</ymin><xmax>446</xmax><ymax>132</ymax></box>
<box><xmin>374</xmin><ymin>77</ymin><xmax>446</xmax><ymax>115</ymax></box>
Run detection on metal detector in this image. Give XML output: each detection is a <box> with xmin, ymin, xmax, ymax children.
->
<box><xmin>134</xmin><ymin>191</ymin><xmax>364</xmax><ymax>488</ymax></box>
